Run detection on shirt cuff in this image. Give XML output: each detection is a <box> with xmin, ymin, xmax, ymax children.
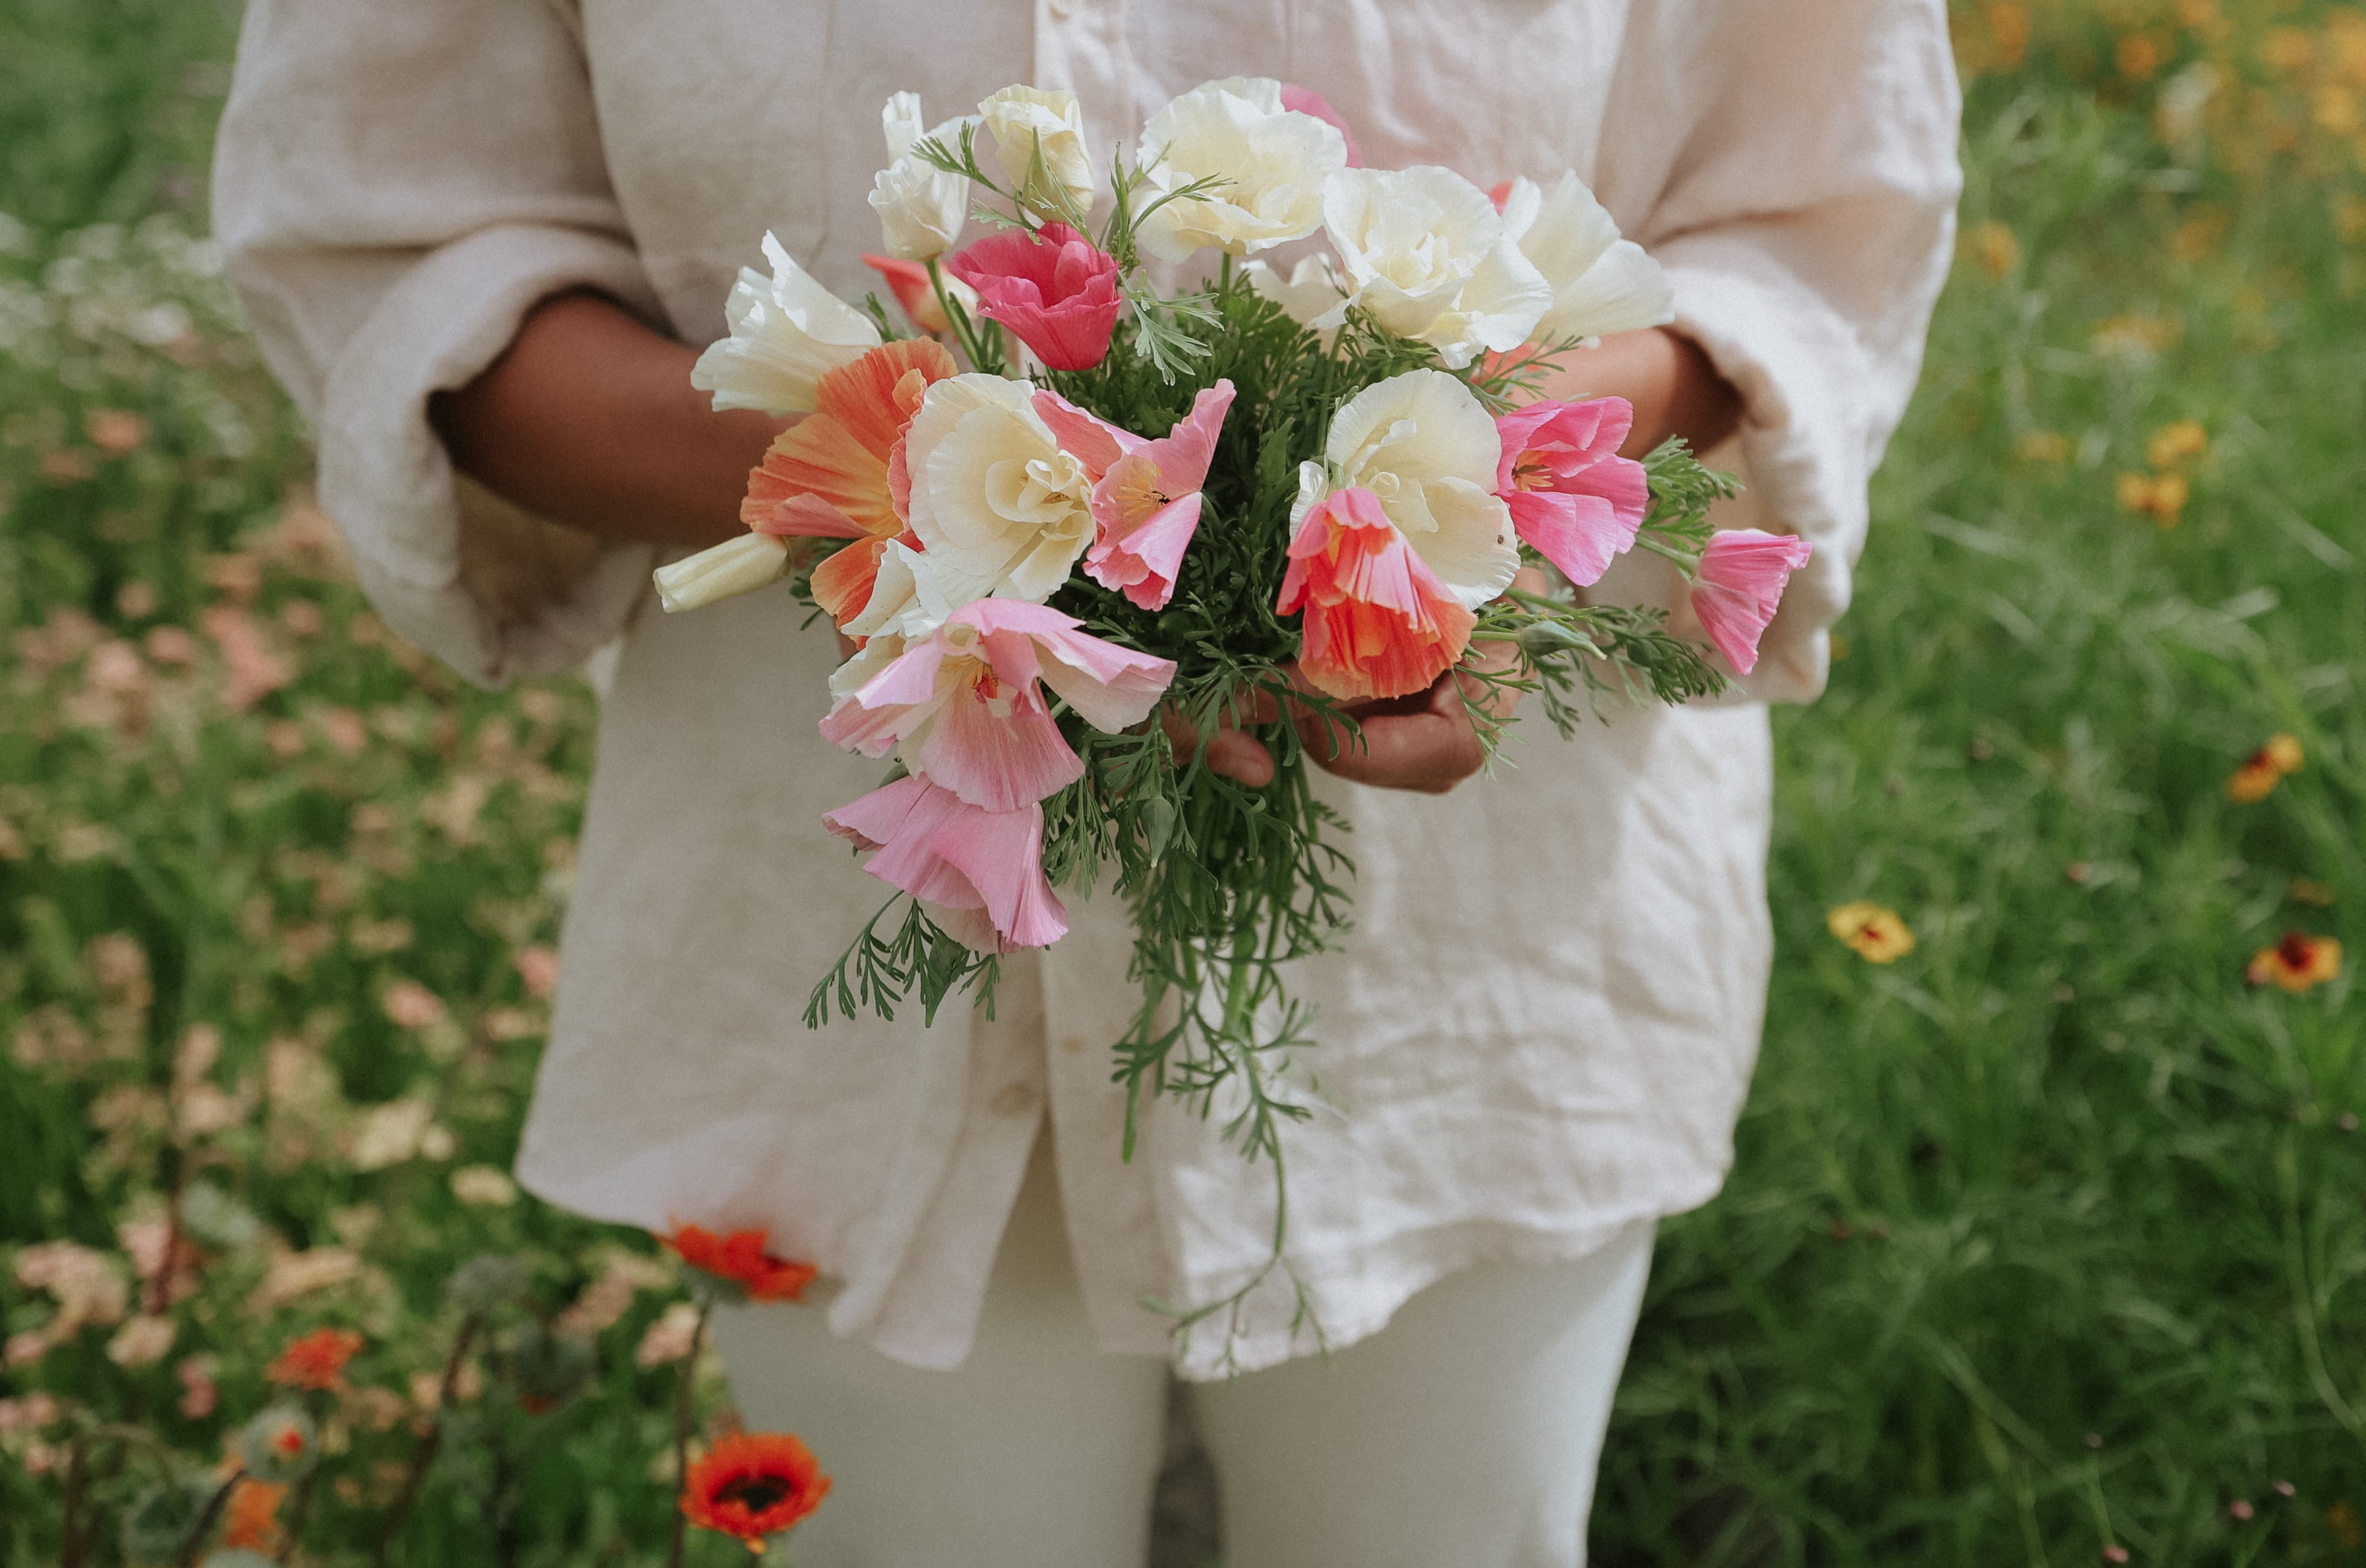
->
<box><xmin>314</xmin><ymin>222</ymin><xmax>664</xmax><ymax>686</ymax></box>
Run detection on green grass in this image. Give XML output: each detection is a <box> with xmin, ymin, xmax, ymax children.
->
<box><xmin>2</xmin><ymin>2</ymin><xmax>2361</xmax><ymax>1564</ymax></box>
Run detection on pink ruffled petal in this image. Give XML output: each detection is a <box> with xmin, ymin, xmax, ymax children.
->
<box><xmin>1690</xmin><ymin>530</ymin><xmax>1813</xmax><ymax>675</ymax></box>
<box><xmin>1505</xmin><ymin>488</ymin><xmax>1633</xmax><ymax>588</ymax></box>
<box><xmin>1084</xmin><ymin>494</ymin><xmax>1202</xmax><ymax>611</ymax></box>
<box><xmin>1024</xmin><ymin>626</ymin><xmax>1178</xmax><ymax>731</ymax></box>
<box><xmin>1135</xmin><ymin>381</ymin><xmax>1234</xmax><ymax>498</ymax></box>
<box><xmin>823</xmin><ymin>776</ymin><xmax>983</xmax><ymax>909</ymax></box>
<box><xmin>924</xmin><ymin>798</ymin><xmax>1067</xmax><ymax>948</ymax></box>
<box><xmin>1031</xmin><ymin>390</ymin><xmax>1137</xmax><ymax>477</ymax></box>
<box><xmin>916</xmin><ymin>683</ymin><xmax>1083</xmax><ymax>812</ymax></box>
<box><xmin>821</xmin><ymin>773</ymin><xmax>935</xmax><ymax>852</ymax></box>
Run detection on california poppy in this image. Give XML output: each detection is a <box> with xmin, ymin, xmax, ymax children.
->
<box><xmin>660</xmin><ymin>1225</ymin><xmax>818</xmax><ymax>1304</ymax></box>
<box><xmin>266</xmin><ymin>1327</ymin><xmax>364</xmax><ymax>1392</ymax></box>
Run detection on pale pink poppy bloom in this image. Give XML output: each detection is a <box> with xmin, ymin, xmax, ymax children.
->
<box><xmin>1032</xmin><ymin>381</ymin><xmax>1236</xmax><ymax>611</ymax></box>
<box><xmin>1492</xmin><ymin>397</ymin><xmax>1648</xmax><ymax>587</ymax></box>
<box><xmin>818</xmin><ymin>598</ymin><xmax>1176</xmax><ymax>813</ymax></box>
<box><xmin>1280</xmin><ymin>84</ymin><xmax>1363</xmax><ymax>168</ymax></box>
<box><xmin>1691</xmin><ymin>530</ymin><xmax>1813</xmax><ymax>675</ymax></box>
<box><xmin>824</xmin><ymin>773</ymin><xmax>1067</xmax><ymax>951</ymax></box>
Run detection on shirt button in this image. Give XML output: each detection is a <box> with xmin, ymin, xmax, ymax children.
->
<box><xmin>1047</xmin><ymin>0</ymin><xmax>1078</xmax><ymax>16</ymax></box>
<box><xmin>1060</xmin><ymin>1035</ymin><xmax>1089</xmax><ymax>1056</ymax></box>
<box><xmin>990</xmin><ymin>1083</ymin><xmax>1039</xmax><ymax>1118</ymax></box>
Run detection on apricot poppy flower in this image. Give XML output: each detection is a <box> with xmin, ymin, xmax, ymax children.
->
<box><xmin>946</xmin><ymin>223</ymin><xmax>1123</xmax><ymax>370</ymax></box>
<box><xmin>2226</xmin><ymin>733</ymin><xmax>2303</xmax><ymax>802</ymax></box>
<box><xmin>1691</xmin><ymin>530</ymin><xmax>1813</xmax><ymax>676</ymax></box>
<box><xmin>2246</xmin><ymin>932</ymin><xmax>2342</xmax><ymax>993</ymax></box>
<box><xmin>741</xmin><ymin>337</ymin><xmax>958</xmax><ymax>626</ymax></box>
<box><xmin>823</xmin><ymin>773</ymin><xmax>1067</xmax><ymax>952</ymax></box>
<box><xmin>1279</xmin><ymin>485</ymin><xmax>1478</xmax><ymax>702</ymax></box>
<box><xmin>1827</xmin><ymin>901</ymin><xmax>1915</xmax><ymax>964</ymax></box>
<box><xmin>1492</xmin><ymin>397</ymin><xmax>1648</xmax><ymax>587</ymax></box>
<box><xmin>266</xmin><ymin>1327</ymin><xmax>364</xmax><ymax>1392</ymax></box>
<box><xmin>661</xmin><ymin>1225</ymin><xmax>818</xmax><ymax>1304</ymax></box>
<box><xmin>1033</xmin><ymin>381</ymin><xmax>1237</xmax><ymax>610</ymax></box>
<box><xmin>862</xmin><ymin>253</ymin><xmax>978</xmax><ymax>336</ymax></box>
<box><xmin>681</xmin><ymin>1431</ymin><xmax>832</xmax><ymax>1552</ymax></box>
<box><xmin>222</xmin><ymin>1479</ymin><xmax>287</xmax><ymax>1551</ymax></box>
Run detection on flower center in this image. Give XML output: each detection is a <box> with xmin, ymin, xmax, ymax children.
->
<box><xmin>2278</xmin><ymin>932</ymin><xmax>2318</xmax><ymax>967</ymax></box>
<box><xmin>1513</xmin><ymin>453</ymin><xmax>1553</xmax><ymax>492</ymax></box>
<box><xmin>717</xmin><ymin>1474</ymin><xmax>794</xmax><ymax>1516</ymax></box>
<box><xmin>985</xmin><ymin>451</ymin><xmax>1093</xmax><ymax>537</ymax></box>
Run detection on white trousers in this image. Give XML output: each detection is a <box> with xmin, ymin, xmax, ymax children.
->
<box><xmin>711</xmin><ymin>1134</ymin><xmax>1653</xmax><ymax>1568</ymax></box>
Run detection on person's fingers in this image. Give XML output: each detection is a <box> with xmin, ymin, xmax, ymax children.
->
<box><xmin>1204</xmin><ymin>727</ymin><xmax>1277</xmax><ymax>789</ymax></box>
<box><xmin>1303</xmin><ymin>673</ymin><xmax>1486</xmax><ymax>793</ymax></box>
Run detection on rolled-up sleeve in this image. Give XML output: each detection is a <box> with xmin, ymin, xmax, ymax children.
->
<box><xmin>1625</xmin><ymin>0</ymin><xmax>1962</xmax><ymax>703</ymax></box>
<box><xmin>212</xmin><ymin>0</ymin><xmax>662</xmax><ymax>686</ymax></box>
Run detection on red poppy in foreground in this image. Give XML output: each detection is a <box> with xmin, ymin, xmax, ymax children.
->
<box><xmin>681</xmin><ymin>1431</ymin><xmax>832</xmax><ymax>1551</ymax></box>
<box><xmin>266</xmin><ymin>1326</ymin><xmax>364</xmax><ymax>1391</ymax></box>
<box><xmin>661</xmin><ymin>1225</ymin><xmax>819</xmax><ymax>1303</ymax></box>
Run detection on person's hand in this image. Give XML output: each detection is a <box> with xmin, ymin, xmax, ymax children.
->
<box><xmin>1162</xmin><ymin>567</ymin><xmax>1542</xmax><ymax>795</ymax></box>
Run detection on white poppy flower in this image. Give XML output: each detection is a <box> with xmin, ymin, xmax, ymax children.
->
<box><xmin>900</xmin><ymin>374</ymin><xmax>1097</xmax><ymax>603</ymax></box>
<box><xmin>1135</xmin><ymin>76</ymin><xmax>1347</xmax><ymax>262</ymax></box>
<box><xmin>1311</xmin><ymin>368</ymin><xmax>1519</xmax><ymax>609</ymax></box>
<box><xmin>842</xmin><ymin>537</ymin><xmax>966</xmax><ymax>645</ymax></box>
<box><xmin>868</xmin><ymin>93</ymin><xmax>974</xmax><ymax>262</ymax></box>
<box><xmin>978</xmin><ymin>86</ymin><xmax>1096</xmax><ymax>219</ymax></box>
<box><xmin>652</xmin><ymin>532</ymin><xmax>791</xmax><ymax>613</ymax></box>
<box><xmin>1244</xmin><ymin>255</ymin><xmax>1348</xmax><ymax>340</ymax></box>
<box><xmin>1497</xmin><ymin>172</ymin><xmax>1675</xmax><ymax>346</ymax></box>
<box><xmin>1315</xmin><ymin>166</ymin><xmax>1553</xmax><ymax>370</ymax></box>
<box><xmin>689</xmin><ymin>233</ymin><xmax>880</xmax><ymax>416</ymax></box>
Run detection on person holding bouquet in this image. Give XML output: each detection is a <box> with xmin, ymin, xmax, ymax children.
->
<box><xmin>213</xmin><ymin>4</ymin><xmax>1960</xmax><ymax>1564</ymax></box>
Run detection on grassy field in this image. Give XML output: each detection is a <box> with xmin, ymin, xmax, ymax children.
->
<box><xmin>2</xmin><ymin>1</ymin><xmax>2362</xmax><ymax>1564</ymax></box>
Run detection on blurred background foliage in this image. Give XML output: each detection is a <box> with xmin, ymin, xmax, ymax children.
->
<box><xmin>0</xmin><ymin>0</ymin><xmax>2360</xmax><ymax>1564</ymax></box>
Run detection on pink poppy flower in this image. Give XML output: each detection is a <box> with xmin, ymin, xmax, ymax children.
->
<box><xmin>1031</xmin><ymin>381</ymin><xmax>1237</xmax><ymax>611</ymax></box>
<box><xmin>1277</xmin><ymin>485</ymin><xmax>1478</xmax><ymax>701</ymax></box>
<box><xmin>1279</xmin><ymin>84</ymin><xmax>1364</xmax><ymax>168</ymax></box>
<box><xmin>1492</xmin><ymin>397</ymin><xmax>1648</xmax><ymax>587</ymax></box>
<box><xmin>824</xmin><ymin>774</ymin><xmax>1067</xmax><ymax>951</ymax></box>
<box><xmin>946</xmin><ymin>224</ymin><xmax>1124</xmax><ymax>371</ymax></box>
<box><xmin>818</xmin><ymin>598</ymin><xmax>1177</xmax><ymax>812</ymax></box>
<box><xmin>1691</xmin><ymin>529</ymin><xmax>1813</xmax><ymax>675</ymax></box>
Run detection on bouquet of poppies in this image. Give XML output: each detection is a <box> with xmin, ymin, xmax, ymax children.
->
<box><xmin>655</xmin><ymin>78</ymin><xmax>1808</xmax><ymax>1331</ymax></box>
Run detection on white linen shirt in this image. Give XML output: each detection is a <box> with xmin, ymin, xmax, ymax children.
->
<box><xmin>213</xmin><ymin>0</ymin><xmax>1961</xmax><ymax>1379</ymax></box>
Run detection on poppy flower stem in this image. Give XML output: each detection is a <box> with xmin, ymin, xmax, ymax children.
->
<box><xmin>174</xmin><ymin>1466</ymin><xmax>245</xmax><ymax>1568</ymax></box>
<box><xmin>667</xmin><ymin>1299</ymin><xmax>714</xmax><ymax>1568</ymax></box>
<box><xmin>371</xmin><ymin>1312</ymin><xmax>482</xmax><ymax>1565</ymax></box>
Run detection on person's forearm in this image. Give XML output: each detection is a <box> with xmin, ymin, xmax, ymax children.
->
<box><xmin>427</xmin><ymin>291</ymin><xmax>782</xmax><ymax>548</ymax></box>
<box><xmin>1537</xmin><ymin>326</ymin><xmax>1742</xmax><ymax>458</ymax></box>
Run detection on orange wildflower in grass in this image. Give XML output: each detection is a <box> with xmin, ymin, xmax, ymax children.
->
<box><xmin>681</xmin><ymin>1431</ymin><xmax>832</xmax><ymax>1552</ymax></box>
<box><xmin>2117</xmin><ymin>32</ymin><xmax>2167</xmax><ymax>84</ymax></box>
<box><xmin>739</xmin><ymin>337</ymin><xmax>957</xmax><ymax>626</ymax></box>
<box><xmin>266</xmin><ymin>1327</ymin><xmax>364</xmax><ymax>1392</ymax></box>
<box><xmin>1986</xmin><ymin>2</ymin><xmax>2031</xmax><ymax>71</ymax></box>
<box><xmin>2015</xmin><ymin>430</ymin><xmax>2071</xmax><ymax>466</ymax></box>
<box><xmin>1969</xmin><ymin>220</ymin><xmax>2020</xmax><ymax>278</ymax></box>
<box><xmin>2226</xmin><ymin>733</ymin><xmax>2304</xmax><ymax>802</ymax></box>
<box><xmin>1827</xmin><ymin>902</ymin><xmax>1916</xmax><ymax>964</ymax></box>
<box><xmin>2248</xmin><ymin>932</ymin><xmax>2343</xmax><ymax>993</ymax></box>
<box><xmin>222</xmin><ymin>1479</ymin><xmax>287</xmax><ymax>1551</ymax></box>
<box><xmin>2146</xmin><ymin>419</ymin><xmax>2208</xmax><ymax>471</ymax></box>
<box><xmin>661</xmin><ymin>1225</ymin><xmax>818</xmax><ymax>1303</ymax></box>
<box><xmin>2116</xmin><ymin>470</ymin><xmax>2189</xmax><ymax>526</ymax></box>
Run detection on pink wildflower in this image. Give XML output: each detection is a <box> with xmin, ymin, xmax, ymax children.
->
<box><xmin>823</xmin><ymin>774</ymin><xmax>1067</xmax><ymax>951</ymax></box>
<box><xmin>946</xmin><ymin>224</ymin><xmax>1123</xmax><ymax>371</ymax></box>
<box><xmin>1492</xmin><ymin>397</ymin><xmax>1648</xmax><ymax>587</ymax></box>
<box><xmin>1032</xmin><ymin>381</ymin><xmax>1237</xmax><ymax>611</ymax></box>
<box><xmin>1691</xmin><ymin>530</ymin><xmax>1813</xmax><ymax>675</ymax></box>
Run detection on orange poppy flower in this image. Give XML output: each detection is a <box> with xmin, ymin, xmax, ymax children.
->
<box><xmin>740</xmin><ymin>338</ymin><xmax>956</xmax><ymax>628</ymax></box>
<box><xmin>661</xmin><ymin>1225</ymin><xmax>818</xmax><ymax>1304</ymax></box>
<box><xmin>2247</xmin><ymin>932</ymin><xmax>2343</xmax><ymax>993</ymax></box>
<box><xmin>222</xmin><ymin>1479</ymin><xmax>287</xmax><ymax>1550</ymax></box>
<box><xmin>1827</xmin><ymin>901</ymin><xmax>1916</xmax><ymax>964</ymax></box>
<box><xmin>681</xmin><ymin>1431</ymin><xmax>832</xmax><ymax>1551</ymax></box>
<box><xmin>2226</xmin><ymin>733</ymin><xmax>2303</xmax><ymax>802</ymax></box>
<box><xmin>266</xmin><ymin>1327</ymin><xmax>364</xmax><ymax>1392</ymax></box>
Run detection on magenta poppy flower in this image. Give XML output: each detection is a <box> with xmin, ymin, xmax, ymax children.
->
<box><xmin>946</xmin><ymin>224</ymin><xmax>1124</xmax><ymax>371</ymax></box>
<box><xmin>1492</xmin><ymin>397</ymin><xmax>1648</xmax><ymax>588</ymax></box>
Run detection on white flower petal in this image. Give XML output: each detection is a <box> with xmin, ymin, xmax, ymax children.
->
<box><xmin>651</xmin><ymin>533</ymin><xmax>791</xmax><ymax>613</ymax></box>
<box><xmin>902</xmin><ymin>374</ymin><xmax>1095</xmax><ymax>603</ymax></box>
<box><xmin>978</xmin><ymin>85</ymin><xmax>1096</xmax><ymax>216</ymax></box>
<box><xmin>1136</xmin><ymin>77</ymin><xmax>1346</xmax><ymax>262</ymax></box>
<box><xmin>1319</xmin><ymin>369</ymin><xmax>1513</xmax><ymax>603</ymax></box>
<box><xmin>1320</xmin><ymin>166</ymin><xmax>1545</xmax><ymax>367</ymax></box>
<box><xmin>689</xmin><ymin>234</ymin><xmax>879</xmax><ymax>416</ymax></box>
<box><xmin>1509</xmin><ymin>171</ymin><xmax>1675</xmax><ymax>346</ymax></box>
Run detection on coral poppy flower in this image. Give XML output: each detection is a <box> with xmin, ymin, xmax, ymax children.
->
<box><xmin>819</xmin><ymin>596</ymin><xmax>1177</xmax><ymax>813</ymax></box>
<box><xmin>681</xmin><ymin>1431</ymin><xmax>832</xmax><ymax>1552</ymax></box>
<box><xmin>1033</xmin><ymin>381</ymin><xmax>1237</xmax><ymax>610</ymax></box>
<box><xmin>740</xmin><ymin>337</ymin><xmax>957</xmax><ymax>626</ymax></box>
<box><xmin>823</xmin><ymin>773</ymin><xmax>1067</xmax><ymax>952</ymax></box>
<box><xmin>661</xmin><ymin>1225</ymin><xmax>819</xmax><ymax>1304</ymax></box>
<box><xmin>2246</xmin><ymin>932</ymin><xmax>2342</xmax><ymax>993</ymax></box>
<box><xmin>1827</xmin><ymin>901</ymin><xmax>1915</xmax><ymax>964</ymax></box>
<box><xmin>1279</xmin><ymin>485</ymin><xmax>1478</xmax><ymax>702</ymax></box>
<box><xmin>946</xmin><ymin>223</ymin><xmax>1123</xmax><ymax>370</ymax></box>
<box><xmin>1691</xmin><ymin>529</ymin><xmax>1813</xmax><ymax>676</ymax></box>
<box><xmin>266</xmin><ymin>1327</ymin><xmax>364</xmax><ymax>1392</ymax></box>
<box><xmin>2226</xmin><ymin>733</ymin><xmax>2303</xmax><ymax>802</ymax></box>
<box><xmin>1492</xmin><ymin>397</ymin><xmax>1648</xmax><ymax>587</ymax></box>
<box><xmin>222</xmin><ymin>1479</ymin><xmax>287</xmax><ymax>1551</ymax></box>
<box><xmin>863</xmin><ymin>253</ymin><xmax>978</xmax><ymax>336</ymax></box>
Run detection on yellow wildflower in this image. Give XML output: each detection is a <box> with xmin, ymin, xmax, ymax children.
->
<box><xmin>2116</xmin><ymin>471</ymin><xmax>2189</xmax><ymax>526</ymax></box>
<box><xmin>2145</xmin><ymin>419</ymin><xmax>2208</xmax><ymax>470</ymax></box>
<box><xmin>1828</xmin><ymin>902</ymin><xmax>1916</xmax><ymax>964</ymax></box>
<box><xmin>1969</xmin><ymin>220</ymin><xmax>2020</xmax><ymax>279</ymax></box>
<box><xmin>2226</xmin><ymin>734</ymin><xmax>2303</xmax><ymax>802</ymax></box>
